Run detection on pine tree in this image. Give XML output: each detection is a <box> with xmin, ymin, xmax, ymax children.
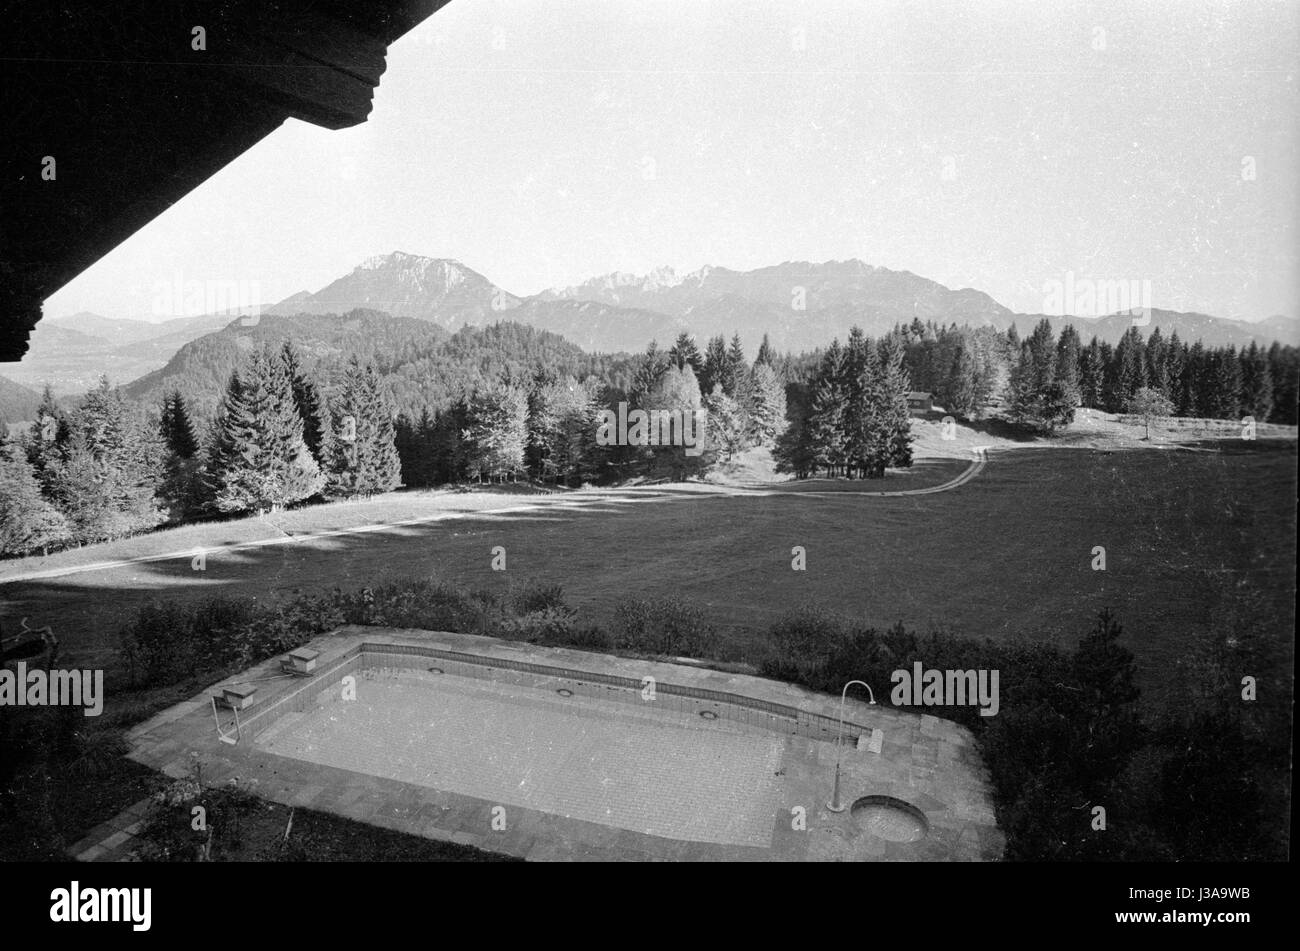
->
<box><xmin>432</xmin><ymin>399</ymin><xmax>471</xmax><ymax>483</ymax></box>
<box><xmin>158</xmin><ymin>391</ymin><xmax>204</xmax><ymax>522</ymax></box>
<box><xmin>631</xmin><ymin>340</ymin><xmax>670</xmax><ymax>406</ymax></box>
<box><xmin>282</xmin><ymin>341</ymin><xmax>326</xmax><ymax>462</ymax></box>
<box><xmin>207</xmin><ymin>348</ymin><xmax>325</xmax><ymax>513</ymax></box>
<box><xmin>1026</xmin><ymin>319</ymin><xmax>1058</xmax><ymax>393</ymax></box>
<box><xmin>668</xmin><ymin>332</ymin><xmax>703</xmax><ymax>375</ymax></box>
<box><xmin>322</xmin><ymin>357</ymin><xmax>401</xmax><ymax>498</ymax></box>
<box><xmin>1144</xmin><ymin>327</ymin><xmax>1170</xmax><ymax>397</ymax></box>
<box><xmin>26</xmin><ymin>383</ymin><xmax>67</xmax><ymax>491</ymax></box>
<box><xmin>747</xmin><ymin>362</ymin><xmax>788</xmax><ymax>447</ymax></box>
<box><xmin>1008</xmin><ymin>342</ymin><xmax>1037</xmax><ymax>426</ymax></box>
<box><xmin>160</xmin><ymin>391</ymin><xmax>199</xmax><ymax>458</ymax></box>
<box><xmin>700</xmin><ymin>335</ymin><xmax>729</xmax><ymax>397</ymax></box>
<box><xmin>1166</xmin><ymin>332</ymin><xmax>1186</xmax><ymax>412</ymax></box>
<box><xmin>841</xmin><ymin>328</ymin><xmax>871</xmax><ymax>477</ymax></box>
<box><xmin>1054</xmin><ymin>325</ymin><xmax>1082</xmax><ymax>407</ymax></box>
<box><xmin>1099</xmin><ymin>340</ymin><xmax>1120</xmax><ymax>411</ymax></box>
<box><xmin>754</xmin><ymin>334</ymin><xmax>774</xmax><ymax>368</ymax></box>
<box><xmin>773</xmin><ymin>381</ymin><xmax>815</xmax><ymax>478</ymax></box>
<box><xmin>1185</xmin><ymin>341</ymin><xmax>1209</xmax><ymax>418</ymax></box>
<box><xmin>1114</xmin><ymin>326</ymin><xmax>1147</xmax><ymax>408</ymax></box>
<box><xmin>1079</xmin><ymin>338</ymin><xmax>1105</xmax><ymax>409</ymax></box>
<box><xmin>1240</xmin><ymin>342</ymin><xmax>1273</xmax><ymax>422</ymax></box>
<box><xmin>1209</xmin><ymin>346</ymin><xmax>1242</xmax><ymax>420</ymax></box>
<box><xmin>0</xmin><ymin>443</ymin><xmax>69</xmax><ymax>555</ymax></box>
<box><xmin>877</xmin><ymin>335</ymin><xmax>914</xmax><ymax>469</ymax></box>
<box><xmin>1266</xmin><ymin>341</ymin><xmax>1296</xmax><ymax>424</ymax></box>
<box><xmin>938</xmin><ymin>335</ymin><xmax>980</xmax><ymax>419</ymax></box>
<box><xmin>807</xmin><ymin>341</ymin><xmax>848</xmax><ymax>477</ymax></box>
<box><xmin>725</xmin><ymin>334</ymin><xmax>747</xmax><ymax>397</ymax></box>
<box><xmin>728</xmin><ymin>335</ymin><xmax>756</xmax><ymax>446</ymax></box>
<box><xmin>46</xmin><ymin>376</ymin><xmax>166</xmax><ymax>543</ymax></box>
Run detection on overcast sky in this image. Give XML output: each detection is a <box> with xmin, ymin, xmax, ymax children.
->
<box><xmin>44</xmin><ymin>0</ymin><xmax>1299</xmax><ymax>323</ymax></box>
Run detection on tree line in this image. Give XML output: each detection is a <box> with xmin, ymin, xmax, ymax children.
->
<box><xmin>1001</xmin><ymin>320</ymin><xmax>1295</xmax><ymax>433</ymax></box>
<box><xmin>890</xmin><ymin>317</ymin><xmax>1297</xmax><ymax>433</ymax></box>
<box><xmin>0</xmin><ymin>342</ymin><xmax>400</xmax><ymax>556</ymax></box>
<box><xmin>3</xmin><ymin>315</ymin><xmax>1296</xmax><ymax>558</ymax></box>
<box><xmin>395</xmin><ymin>331</ymin><xmax>793</xmax><ymax>486</ymax></box>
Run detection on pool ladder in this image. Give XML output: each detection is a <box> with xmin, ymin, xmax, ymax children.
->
<box><xmin>211</xmin><ymin>696</ymin><xmax>243</xmax><ymax>745</ymax></box>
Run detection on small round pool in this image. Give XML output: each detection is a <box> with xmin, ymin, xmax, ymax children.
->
<box><xmin>850</xmin><ymin>795</ymin><xmax>929</xmax><ymax>842</ymax></box>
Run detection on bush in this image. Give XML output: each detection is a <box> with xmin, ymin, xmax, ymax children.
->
<box><xmin>498</xmin><ymin>607</ymin><xmax>577</xmax><ymax>644</ymax></box>
<box><xmin>613</xmin><ymin>597</ymin><xmax>718</xmax><ymax>657</ymax></box>
<box><xmin>119</xmin><ymin>595</ymin><xmax>341</xmax><ymax>688</ymax></box>
<box><xmin>135</xmin><ymin>762</ymin><xmax>266</xmax><ymax>862</ymax></box>
<box><xmin>330</xmin><ymin>579</ymin><xmax>486</xmax><ymax>633</ymax></box>
<box><xmin>513</xmin><ymin>581</ymin><xmax>568</xmax><ymax>615</ymax></box>
<box><xmin>761</xmin><ymin>605</ymin><xmax>851</xmax><ymax>683</ymax></box>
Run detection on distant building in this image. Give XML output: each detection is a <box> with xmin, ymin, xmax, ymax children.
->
<box><xmin>907</xmin><ymin>391</ymin><xmax>933</xmax><ymax>414</ymax></box>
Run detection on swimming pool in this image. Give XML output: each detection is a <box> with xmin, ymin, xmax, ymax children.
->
<box><xmin>242</xmin><ymin>643</ymin><xmax>871</xmax><ymax>847</ymax></box>
<box><xmin>129</xmin><ymin>628</ymin><xmax>1005</xmax><ymax>860</ymax></box>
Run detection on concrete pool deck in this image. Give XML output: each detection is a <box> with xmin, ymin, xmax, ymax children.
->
<box><xmin>125</xmin><ymin>626</ymin><xmax>1005</xmax><ymax>861</ymax></box>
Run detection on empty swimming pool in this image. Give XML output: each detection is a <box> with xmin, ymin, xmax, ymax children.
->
<box><xmin>257</xmin><ymin>668</ymin><xmax>787</xmax><ymax>846</ymax></box>
<box><xmin>128</xmin><ymin>630</ymin><xmax>1005</xmax><ymax>860</ymax></box>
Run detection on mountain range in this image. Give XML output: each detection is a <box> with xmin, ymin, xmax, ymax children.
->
<box><xmin>9</xmin><ymin>253</ymin><xmax>1297</xmax><ymax>412</ymax></box>
<box><xmin>264</xmin><ymin>252</ymin><xmax>1299</xmax><ymax>354</ymax></box>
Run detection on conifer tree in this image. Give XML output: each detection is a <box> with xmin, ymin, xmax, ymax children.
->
<box><xmin>1054</xmin><ymin>325</ymin><xmax>1082</xmax><ymax>407</ymax></box>
<box><xmin>1008</xmin><ymin>342</ymin><xmax>1037</xmax><ymax>426</ymax></box>
<box><xmin>1144</xmin><ymin>327</ymin><xmax>1169</xmax><ymax>397</ymax></box>
<box><xmin>807</xmin><ymin>340</ymin><xmax>848</xmax><ymax>477</ymax></box>
<box><xmin>1079</xmin><ymin>338</ymin><xmax>1105</xmax><ymax>408</ymax></box>
<box><xmin>1240</xmin><ymin>341</ymin><xmax>1274</xmax><ymax>421</ymax></box>
<box><xmin>668</xmin><ymin>332</ymin><xmax>703</xmax><ymax>376</ymax></box>
<box><xmin>631</xmin><ymin>340</ymin><xmax>670</xmax><ymax>406</ymax></box>
<box><xmin>747</xmin><ymin>362</ymin><xmax>788</xmax><ymax>447</ymax></box>
<box><xmin>1184</xmin><ymin>341</ymin><xmax>1209</xmax><ymax>417</ymax></box>
<box><xmin>46</xmin><ymin>376</ymin><xmax>165</xmax><ymax>543</ymax></box>
<box><xmin>1114</xmin><ymin>326</ymin><xmax>1147</xmax><ymax>408</ymax></box>
<box><xmin>842</xmin><ymin>328</ymin><xmax>879</xmax><ymax>477</ymax></box>
<box><xmin>938</xmin><ymin>335</ymin><xmax>980</xmax><ymax>419</ymax></box>
<box><xmin>773</xmin><ymin>381</ymin><xmax>816</xmax><ymax>478</ymax></box>
<box><xmin>754</xmin><ymin>334</ymin><xmax>774</xmax><ymax>368</ymax></box>
<box><xmin>26</xmin><ymin>383</ymin><xmax>68</xmax><ymax>491</ymax></box>
<box><xmin>877</xmin><ymin>334</ymin><xmax>914</xmax><ymax>469</ymax></box>
<box><xmin>1165</xmin><ymin>332</ymin><xmax>1186</xmax><ymax>410</ymax></box>
<box><xmin>700</xmin><ymin>335</ymin><xmax>729</xmax><ymax>396</ymax></box>
<box><xmin>206</xmin><ymin>348</ymin><xmax>325</xmax><ymax>513</ymax></box>
<box><xmin>160</xmin><ymin>391</ymin><xmax>199</xmax><ymax>458</ymax></box>
<box><xmin>282</xmin><ymin>341</ymin><xmax>326</xmax><ymax>463</ymax></box>
<box><xmin>322</xmin><ymin>357</ymin><xmax>401</xmax><ymax>498</ymax></box>
<box><xmin>0</xmin><ymin>443</ymin><xmax>69</xmax><ymax>556</ymax></box>
<box><xmin>1209</xmin><ymin>346</ymin><xmax>1242</xmax><ymax>420</ymax></box>
<box><xmin>725</xmin><ymin>333</ymin><xmax>747</xmax><ymax>398</ymax></box>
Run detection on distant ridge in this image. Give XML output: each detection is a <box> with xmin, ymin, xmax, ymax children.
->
<box><xmin>18</xmin><ymin>253</ymin><xmax>1296</xmax><ymax>397</ymax></box>
<box><xmin>266</xmin><ymin>252</ymin><xmax>1294</xmax><ymax>354</ymax></box>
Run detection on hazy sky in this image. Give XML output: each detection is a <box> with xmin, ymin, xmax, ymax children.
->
<box><xmin>44</xmin><ymin>0</ymin><xmax>1299</xmax><ymax>322</ymax></box>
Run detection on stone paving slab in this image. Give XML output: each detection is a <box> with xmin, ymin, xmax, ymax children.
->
<box><xmin>123</xmin><ymin>627</ymin><xmax>1005</xmax><ymax>861</ymax></box>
